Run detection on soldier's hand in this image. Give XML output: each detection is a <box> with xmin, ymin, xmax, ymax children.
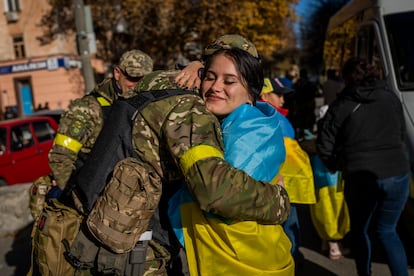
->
<box><xmin>175</xmin><ymin>61</ymin><xmax>203</xmax><ymax>90</ymax></box>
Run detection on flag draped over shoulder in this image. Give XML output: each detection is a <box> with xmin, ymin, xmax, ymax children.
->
<box><xmin>170</xmin><ymin>102</ymin><xmax>294</xmax><ymax>275</ymax></box>
<box><xmin>279</xmin><ymin>137</ymin><xmax>316</xmax><ymax>204</ymax></box>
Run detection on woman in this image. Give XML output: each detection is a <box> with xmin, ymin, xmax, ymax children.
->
<box><xmin>169</xmin><ymin>47</ymin><xmax>294</xmax><ymax>275</ymax></box>
<box><xmin>317</xmin><ymin>57</ymin><xmax>410</xmax><ymax>276</ymax></box>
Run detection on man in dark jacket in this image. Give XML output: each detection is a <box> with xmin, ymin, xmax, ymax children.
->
<box><xmin>317</xmin><ymin>57</ymin><xmax>410</xmax><ymax>276</ymax></box>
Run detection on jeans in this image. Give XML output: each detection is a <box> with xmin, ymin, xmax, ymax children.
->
<box><xmin>282</xmin><ymin>204</ymin><xmax>301</xmax><ymax>262</ymax></box>
<box><xmin>344</xmin><ymin>172</ymin><xmax>409</xmax><ymax>276</ymax></box>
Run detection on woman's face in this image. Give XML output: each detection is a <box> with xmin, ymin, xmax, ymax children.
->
<box><xmin>201</xmin><ymin>53</ymin><xmax>252</xmax><ymax>116</ymax></box>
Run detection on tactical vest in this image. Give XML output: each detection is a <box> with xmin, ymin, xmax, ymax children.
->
<box><xmin>66</xmin><ymin>89</ymin><xmax>195</xmax><ymax>212</ymax></box>
<box><xmin>61</xmin><ymin>89</ymin><xmax>195</xmax><ymax>275</ymax></box>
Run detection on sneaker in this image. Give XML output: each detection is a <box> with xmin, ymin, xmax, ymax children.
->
<box><xmin>328</xmin><ymin>241</ymin><xmax>343</xmax><ymax>260</ymax></box>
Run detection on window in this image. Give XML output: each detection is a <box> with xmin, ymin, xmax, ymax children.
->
<box><xmin>0</xmin><ymin>127</ymin><xmax>6</xmax><ymax>154</ymax></box>
<box><xmin>33</xmin><ymin>121</ymin><xmax>56</xmax><ymax>142</ymax></box>
<box><xmin>385</xmin><ymin>11</ymin><xmax>414</xmax><ymax>90</ymax></box>
<box><xmin>13</xmin><ymin>35</ymin><xmax>25</xmax><ymax>59</ymax></box>
<box><xmin>3</xmin><ymin>0</ymin><xmax>20</xmax><ymax>12</ymax></box>
<box><xmin>11</xmin><ymin>124</ymin><xmax>33</xmax><ymax>151</ymax></box>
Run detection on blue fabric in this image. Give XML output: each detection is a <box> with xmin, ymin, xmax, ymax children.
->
<box><xmin>310</xmin><ymin>154</ymin><xmax>338</xmax><ymax>189</ymax></box>
<box><xmin>281</xmin><ymin>204</ymin><xmax>301</xmax><ymax>262</ymax></box>
<box><xmin>168</xmin><ymin>102</ymin><xmax>286</xmax><ymax>247</ymax></box>
<box><xmin>168</xmin><ymin>184</ymin><xmax>193</xmax><ymax>246</ymax></box>
<box><xmin>277</xmin><ymin>112</ymin><xmax>295</xmax><ymax>139</ymax></box>
<box><xmin>221</xmin><ymin>102</ymin><xmax>285</xmax><ymax>182</ymax></box>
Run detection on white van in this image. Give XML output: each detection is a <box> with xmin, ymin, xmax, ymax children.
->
<box><xmin>323</xmin><ymin>0</ymin><xmax>414</xmax><ymax>175</ymax></box>
<box><xmin>323</xmin><ymin>0</ymin><xmax>414</xmax><ymax>241</ymax></box>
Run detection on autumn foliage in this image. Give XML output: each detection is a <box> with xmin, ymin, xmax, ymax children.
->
<box><xmin>40</xmin><ymin>0</ymin><xmax>298</xmax><ymax>70</ymax></box>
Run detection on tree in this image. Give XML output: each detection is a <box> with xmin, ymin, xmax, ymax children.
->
<box><xmin>298</xmin><ymin>0</ymin><xmax>350</xmax><ymax>75</ymax></box>
<box><xmin>38</xmin><ymin>0</ymin><xmax>298</xmax><ymax>71</ymax></box>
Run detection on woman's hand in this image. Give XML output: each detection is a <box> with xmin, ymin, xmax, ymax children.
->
<box><xmin>175</xmin><ymin>61</ymin><xmax>204</xmax><ymax>90</ymax></box>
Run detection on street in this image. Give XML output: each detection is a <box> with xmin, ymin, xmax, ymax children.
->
<box><xmin>1</xmin><ymin>204</ymin><xmax>414</xmax><ymax>275</ymax></box>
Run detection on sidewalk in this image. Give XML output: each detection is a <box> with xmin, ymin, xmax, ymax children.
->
<box><xmin>1</xmin><ymin>204</ymin><xmax>414</xmax><ymax>275</ymax></box>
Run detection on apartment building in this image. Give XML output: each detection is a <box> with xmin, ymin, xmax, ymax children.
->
<box><xmin>0</xmin><ymin>0</ymin><xmax>101</xmax><ymax>119</ymax></box>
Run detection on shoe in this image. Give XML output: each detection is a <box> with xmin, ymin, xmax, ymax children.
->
<box><xmin>328</xmin><ymin>241</ymin><xmax>343</xmax><ymax>260</ymax></box>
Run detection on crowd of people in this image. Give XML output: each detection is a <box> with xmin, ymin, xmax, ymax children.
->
<box><xmin>27</xmin><ymin>34</ymin><xmax>411</xmax><ymax>276</ymax></box>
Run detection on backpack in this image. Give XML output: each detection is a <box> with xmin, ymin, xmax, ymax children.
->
<box><xmin>62</xmin><ymin>89</ymin><xmax>195</xmax><ymax>273</ymax></box>
<box><xmin>63</xmin><ymin>89</ymin><xmax>194</xmax><ymax>213</ymax></box>
<box><xmin>29</xmin><ymin>198</ymin><xmax>84</xmax><ymax>276</ymax></box>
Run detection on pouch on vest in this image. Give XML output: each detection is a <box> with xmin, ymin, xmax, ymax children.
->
<box><xmin>86</xmin><ymin>157</ymin><xmax>162</xmax><ymax>254</ymax></box>
<box><xmin>31</xmin><ymin>198</ymin><xmax>83</xmax><ymax>276</ymax></box>
<box><xmin>29</xmin><ymin>175</ymin><xmax>52</xmax><ymax>221</ymax></box>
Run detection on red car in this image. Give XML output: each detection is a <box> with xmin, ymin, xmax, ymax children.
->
<box><xmin>0</xmin><ymin>116</ymin><xmax>58</xmax><ymax>186</ymax></box>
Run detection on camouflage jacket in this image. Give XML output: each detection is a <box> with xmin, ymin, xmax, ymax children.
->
<box><xmin>133</xmin><ymin>70</ymin><xmax>290</xmax><ymax>224</ymax></box>
<box><xmin>49</xmin><ymin>78</ymin><xmax>118</xmax><ymax>189</ymax></box>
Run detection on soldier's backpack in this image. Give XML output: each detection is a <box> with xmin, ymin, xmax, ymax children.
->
<box><xmin>60</xmin><ymin>89</ymin><xmax>195</xmax><ymax>273</ymax></box>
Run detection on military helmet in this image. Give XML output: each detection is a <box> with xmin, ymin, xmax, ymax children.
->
<box><xmin>135</xmin><ymin>70</ymin><xmax>181</xmax><ymax>92</ymax></box>
<box><xmin>203</xmin><ymin>34</ymin><xmax>259</xmax><ymax>59</ymax></box>
<box><xmin>118</xmin><ymin>49</ymin><xmax>153</xmax><ymax>78</ymax></box>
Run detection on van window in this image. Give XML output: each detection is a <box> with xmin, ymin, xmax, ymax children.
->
<box><xmin>11</xmin><ymin>124</ymin><xmax>33</xmax><ymax>151</ymax></box>
<box><xmin>33</xmin><ymin>120</ymin><xmax>56</xmax><ymax>142</ymax></box>
<box><xmin>384</xmin><ymin>11</ymin><xmax>414</xmax><ymax>90</ymax></box>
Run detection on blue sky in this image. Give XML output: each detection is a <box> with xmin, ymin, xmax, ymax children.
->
<box><xmin>295</xmin><ymin>0</ymin><xmax>309</xmax><ymax>19</ymax></box>
<box><xmin>293</xmin><ymin>0</ymin><xmax>310</xmax><ymax>47</ymax></box>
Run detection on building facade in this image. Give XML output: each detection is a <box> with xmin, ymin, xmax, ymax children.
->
<box><xmin>0</xmin><ymin>0</ymin><xmax>101</xmax><ymax>119</ymax></box>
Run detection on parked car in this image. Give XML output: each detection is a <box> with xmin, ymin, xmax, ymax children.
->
<box><xmin>27</xmin><ymin>109</ymin><xmax>64</xmax><ymax>124</ymax></box>
<box><xmin>0</xmin><ymin>116</ymin><xmax>58</xmax><ymax>186</ymax></box>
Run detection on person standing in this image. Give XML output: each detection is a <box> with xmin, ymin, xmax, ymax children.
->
<box><xmin>29</xmin><ymin>49</ymin><xmax>154</xmax><ymax>276</ymax></box>
<box><xmin>289</xmin><ymin>69</ymin><xmax>318</xmax><ymax>140</ymax></box>
<box><xmin>322</xmin><ymin>69</ymin><xmax>343</xmax><ymax>106</ymax></box>
<box><xmin>48</xmin><ymin>49</ymin><xmax>153</xmax><ymax>192</ymax></box>
<box><xmin>317</xmin><ymin>57</ymin><xmax>410</xmax><ymax>276</ymax></box>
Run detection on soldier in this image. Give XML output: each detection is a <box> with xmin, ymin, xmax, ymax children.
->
<box><xmin>49</xmin><ymin>49</ymin><xmax>153</xmax><ymax>193</ymax></box>
<box><xmin>29</xmin><ymin>49</ymin><xmax>153</xmax><ymax>276</ymax></box>
<box><xmin>32</xmin><ymin>37</ymin><xmax>290</xmax><ymax>276</ymax></box>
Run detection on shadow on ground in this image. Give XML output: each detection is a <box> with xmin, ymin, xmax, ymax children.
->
<box><xmin>3</xmin><ymin>200</ymin><xmax>414</xmax><ymax>275</ymax></box>
<box><xmin>5</xmin><ymin>222</ymin><xmax>33</xmax><ymax>276</ymax></box>
<box><xmin>296</xmin><ymin>201</ymin><xmax>414</xmax><ymax>272</ymax></box>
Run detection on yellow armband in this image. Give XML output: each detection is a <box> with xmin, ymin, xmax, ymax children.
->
<box><xmin>180</xmin><ymin>145</ymin><xmax>224</xmax><ymax>176</ymax></box>
<box><xmin>54</xmin><ymin>133</ymin><xmax>83</xmax><ymax>154</ymax></box>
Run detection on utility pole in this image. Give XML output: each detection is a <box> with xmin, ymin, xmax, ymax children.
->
<box><xmin>74</xmin><ymin>0</ymin><xmax>95</xmax><ymax>94</ymax></box>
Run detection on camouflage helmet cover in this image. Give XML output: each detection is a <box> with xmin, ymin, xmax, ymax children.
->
<box><xmin>118</xmin><ymin>49</ymin><xmax>154</xmax><ymax>78</ymax></box>
<box><xmin>135</xmin><ymin>70</ymin><xmax>181</xmax><ymax>92</ymax></box>
<box><xmin>203</xmin><ymin>34</ymin><xmax>259</xmax><ymax>59</ymax></box>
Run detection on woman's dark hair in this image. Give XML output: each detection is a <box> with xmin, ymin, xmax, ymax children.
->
<box><xmin>200</xmin><ymin>48</ymin><xmax>264</xmax><ymax>103</ymax></box>
<box><xmin>342</xmin><ymin>57</ymin><xmax>380</xmax><ymax>86</ymax></box>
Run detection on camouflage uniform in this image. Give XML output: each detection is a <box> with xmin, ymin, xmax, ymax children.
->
<box><xmin>131</xmin><ymin>70</ymin><xmax>290</xmax><ymax>274</ymax></box>
<box><xmin>49</xmin><ymin>49</ymin><xmax>153</xmax><ymax>189</ymax></box>
<box><xmin>28</xmin><ymin>49</ymin><xmax>152</xmax><ymax>276</ymax></box>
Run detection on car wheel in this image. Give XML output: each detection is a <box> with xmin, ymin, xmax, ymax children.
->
<box><xmin>0</xmin><ymin>179</ymin><xmax>7</xmax><ymax>187</ymax></box>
